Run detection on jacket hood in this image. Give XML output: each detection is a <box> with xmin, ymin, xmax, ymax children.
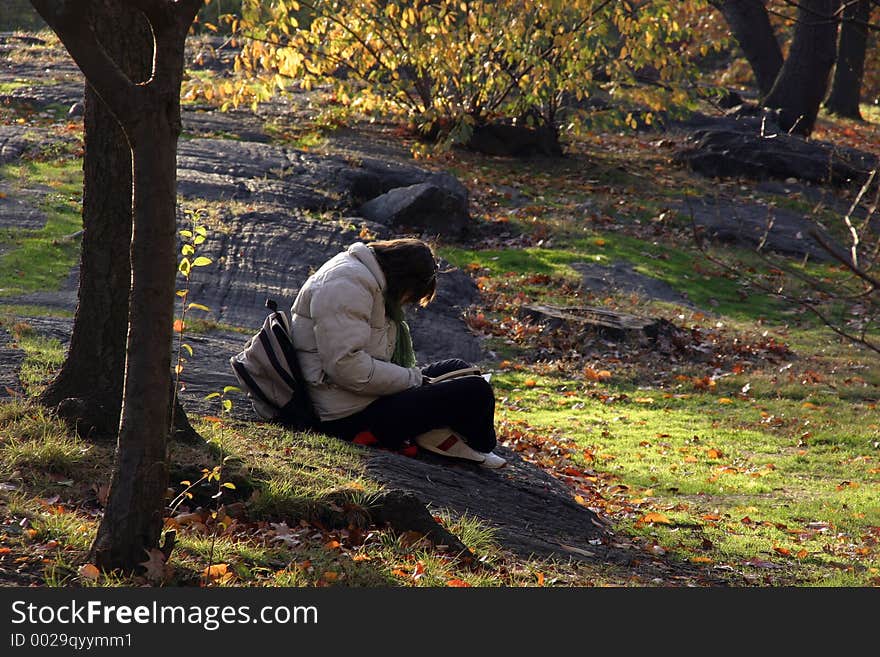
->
<box><xmin>347</xmin><ymin>242</ymin><xmax>386</xmax><ymax>291</ymax></box>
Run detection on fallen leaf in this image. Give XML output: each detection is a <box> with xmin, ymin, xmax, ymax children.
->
<box><xmin>707</xmin><ymin>448</ymin><xmax>723</xmax><ymax>459</ymax></box>
<box><xmin>446</xmin><ymin>579</ymin><xmax>471</xmax><ymax>587</ymax></box>
<box><xmin>691</xmin><ymin>556</ymin><xmax>713</xmax><ymax>564</ymax></box>
<box><xmin>202</xmin><ymin>563</ymin><xmax>229</xmax><ymax>580</ymax></box>
<box><xmin>773</xmin><ymin>546</ymin><xmax>791</xmax><ymax>557</ymax></box>
<box><xmin>536</xmin><ymin>572</ymin><xmax>545</xmax><ymax>586</ymax></box>
<box><xmin>640</xmin><ymin>512</ymin><xmax>672</xmax><ymax>525</ymax></box>
<box><xmin>717</xmin><ymin>398</ymin><xmax>734</xmax><ymax>404</ymax></box>
<box><xmin>78</xmin><ymin>563</ymin><xmax>100</xmax><ymax>581</ymax></box>
<box><xmin>141</xmin><ymin>549</ymin><xmax>169</xmax><ymax>583</ymax></box>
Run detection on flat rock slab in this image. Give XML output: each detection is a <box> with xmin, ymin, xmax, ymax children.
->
<box><xmin>366</xmin><ymin>445</ymin><xmax>607</xmax><ymax>561</ymax></box>
<box><xmin>182</xmin><ymin>109</ymin><xmax>269</xmax><ymax>143</ymax></box>
<box><xmin>674</xmin><ymin>195</ymin><xmax>840</xmax><ymax>262</ymax></box>
<box><xmin>177</xmin><ymin>136</ymin><xmax>470</xmax><ymax>221</ymax></box>
<box><xmin>674</xmin><ymin>115</ymin><xmax>877</xmax><ymax>186</ymax></box>
<box><xmin>571</xmin><ymin>260</ymin><xmax>694</xmax><ymax>306</ymax></box>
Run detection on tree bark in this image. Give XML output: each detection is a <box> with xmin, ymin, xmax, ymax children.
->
<box><xmin>37</xmin><ymin>1</ymin><xmax>150</xmax><ymax>440</ymax></box>
<box><xmin>29</xmin><ymin>0</ymin><xmax>203</xmax><ymax>572</ymax></box>
<box><xmin>711</xmin><ymin>0</ymin><xmax>784</xmax><ymax>98</ymax></box>
<box><xmin>762</xmin><ymin>0</ymin><xmax>839</xmax><ymax>136</ymax></box>
<box><xmin>823</xmin><ymin>0</ymin><xmax>871</xmax><ymax>119</ymax></box>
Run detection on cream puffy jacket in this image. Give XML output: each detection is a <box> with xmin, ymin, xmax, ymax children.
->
<box><xmin>290</xmin><ymin>242</ymin><xmax>423</xmax><ymax>421</ymax></box>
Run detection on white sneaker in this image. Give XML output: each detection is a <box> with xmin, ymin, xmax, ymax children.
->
<box><xmin>415</xmin><ymin>428</ymin><xmax>506</xmax><ymax>468</ymax></box>
<box><xmin>478</xmin><ymin>451</ymin><xmax>507</xmax><ymax>469</ymax></box>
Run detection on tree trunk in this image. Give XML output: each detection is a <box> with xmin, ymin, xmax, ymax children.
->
<box><xmin>711</xmin><ymin>0</ymin><xmax>783</xmax><ymax>98</ymax></box>
<box><xmin>29</xmin><ymin>0</ymin><xmax>203</xmax><ymax>573</ymax></box>
<box><xmin>762</xmin><ymin>0</ymin><xmax>838</xmax><ymax>136</ymax></box>
<box><xmin>37</xmin><ymin>1</ymin><xmax>149</xmax><ymax>439</ymax></box>
<box><xmin>91</xmin><ymin>115</ymin><xmax>180</xmax><ymax>570</ymax></box>
<box><xmin>823</xmin><ymin>0</ymin><xmax>870</xmax><ymax>119</ymax></box>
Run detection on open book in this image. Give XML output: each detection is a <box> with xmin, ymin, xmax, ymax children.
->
<box><xmin>424</xmin><ymin>366</ymin><xmax>491</xmax><ymax>384</ymax></box>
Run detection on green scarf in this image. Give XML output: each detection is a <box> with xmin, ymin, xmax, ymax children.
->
<box><xmin>386</xmin><ymin>297</ymin><xmax>416</xmax><ymax>368</ymax></box>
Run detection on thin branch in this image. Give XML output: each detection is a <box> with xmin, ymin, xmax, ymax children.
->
<box><xmin>810</xmin><ymin>227</ymin><xmax>880</xmax><ymax>289</ymax></box>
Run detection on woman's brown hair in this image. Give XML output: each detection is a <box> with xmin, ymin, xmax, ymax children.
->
<box><xmin>369</xmin><ymin>238</ymin><xmax>437</xmax><ymax>307</ymax></box>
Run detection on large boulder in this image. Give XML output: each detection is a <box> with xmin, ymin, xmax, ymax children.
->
<box><xmin>358</xmin><ymin>177</ymin><xmax>470</xmax><ymax>238</ymax></box>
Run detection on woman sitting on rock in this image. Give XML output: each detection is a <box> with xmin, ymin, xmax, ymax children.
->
<box><xmin>290</xmin><ymin>238</ymin><xmax>506</xmax><ymax>468</ymax></box>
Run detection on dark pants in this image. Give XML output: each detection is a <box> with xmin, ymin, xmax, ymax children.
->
<box><xmin>319</xmin><ymin>359</ymin><xmax>497</xmax><ymax>452</ymax></box>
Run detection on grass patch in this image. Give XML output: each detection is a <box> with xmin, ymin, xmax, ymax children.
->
<box><xmin>490</xmin><ymin>365</ymin><xmax>880</xmax><ymax>586</ymax></box>
<box><xmin>0</xmin><ymin>159</ymin><xmax>82</xmax><ymax>297</ymax></box>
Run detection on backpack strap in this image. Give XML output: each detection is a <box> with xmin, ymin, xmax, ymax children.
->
<box><xmin>258</xmin><ymin>329</ymin><xmax>298</xmax><ymax>391</ymax></box>
<box><xmin>231</xmin><ymin>359</ymin><xmax>278</xmax><ymax>412</ymax></box>
<box><xmin>266</xmin><ymin>298</ymin><xmax>319</xmax><ymax>427</ymax></box>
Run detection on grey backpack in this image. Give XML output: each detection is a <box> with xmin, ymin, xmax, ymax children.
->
<box><xmin>230</xmin><ymin>299</ymin><xmax>317</xmax><ymax>429</ymax></box>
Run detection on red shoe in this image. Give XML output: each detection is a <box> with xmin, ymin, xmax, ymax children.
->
<box><xmin>353</xmin><ymin>431</ymin><xmax>379</xmax><ymax>446</ymax></box>
<box><xmin>397</xmin><ymin>443</ymin><xmax>418</xmax><ymax>458</ymax></box>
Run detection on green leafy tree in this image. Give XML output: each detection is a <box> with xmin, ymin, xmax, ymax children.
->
<box><xmin>194</xmin><ymin>0</ymin><xmax>703</xmax><ymax>150</ymax></box>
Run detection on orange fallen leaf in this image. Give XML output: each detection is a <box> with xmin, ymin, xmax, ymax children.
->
<box><xmin>203</xmin><ymin>563</ymin><xmax>228</xmax><ymax>579</ymax></box>
<box><xmin>773</xmin><ymin>546</ymin><xmax>791</xmax><ymax>557</ymax></box>
<box><xmin>447</xmin><ymin>579</ymin><xmax>471</xmax><ymax>587</ymax></box>
<box><xmin>536</xmin><ymin>572</ymin><xmax>545</xmax><ymax>586</ymax></box>
<box><xmin>325</xmin><ymin>540</ymin><xmax>341</xmax><ymax>550</ymax></box>
<box><xmin>352</xmin><ymin>553</ymin><xmax>371</xmax><ymax>562</ymax></box>
<box><xmin>0</xmin><ymin>547</ymin><xmax>11</xmax><ymax>555</ymax></box>
<box><xmin>79</xmin><ymin>564</ymin><xmax>100</xmax><ymax>580</ymax></box>
<box><xmin>717</xmin><ymin>398</ymin><xmax>734</xmax><ymax>404</ymax></box>
<box><xmin>796</xmin><ymin>549</ymin><xmax>809</xmax><ymax>560</ymax></box>
<box><xmin>707</xmin><ymin>448</ymin><xmax>723</xmax><ymax>459</ymax></box>
<box><xmin>684</xmin><ymin>455</ymin><xmax>698</xmax><ymax>463</ymax></box>
<box><xmin>322</xmin><ymin>571</ymin><xmax>339</xmax><ymax>582</ymax></box>
<box><xmin>574</xmin><ymin>494</ymin><xmax>588</xmax><ymax>506</ymax></box>
<box><xmin>691</xmin><ymin>556</ymin><xmax>713</xmax><ymax>564</ymax></box>
<box><xmin>640</xmin><ymin>512</ymin><xmax>672</xmax><ymax>525</ymax></box>
<box><xmin>524</xmin><ymin>379</ymin><xmax>537</xmax><ymax>388</ymax></box>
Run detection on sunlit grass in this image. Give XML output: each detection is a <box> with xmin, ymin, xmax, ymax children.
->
<box><xmin>0</xmin><ymin>159</ymin><xmax>82</xmax><ymax>297</ymax></box>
